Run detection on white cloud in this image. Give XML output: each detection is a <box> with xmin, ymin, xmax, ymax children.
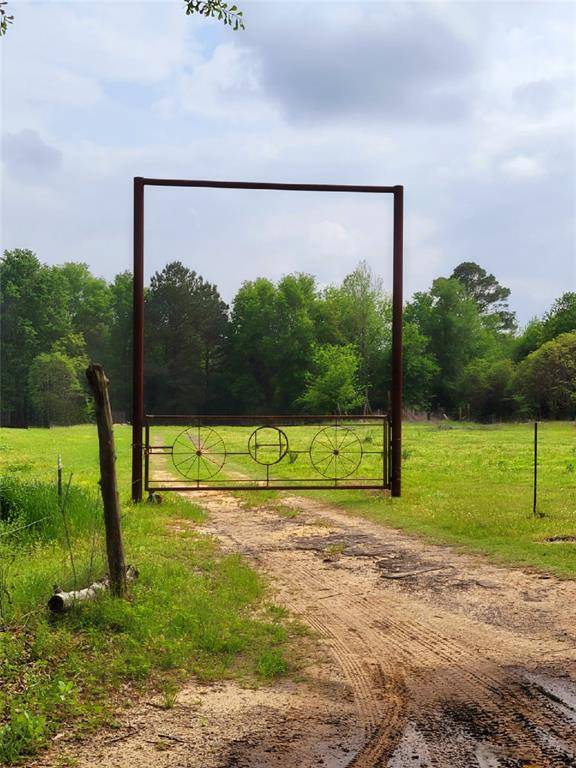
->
<box><xmin>500</xmin><ymin>154</ymin><xmax>546</xmax><ymax>179</ymax></box>
<box><xmin>154</xmin><ymin>43</ymin><xmax>278</xmax><ymax>123</ymax></box>
<box><xmin>1</xmin><ymin>0</ymin><xmax>574</xmax><ymax>324</ymax></box>
<box><xmin>1</xmin><ymin>1</ymin><xmax>192</xmax><ymax>132</ymax></box>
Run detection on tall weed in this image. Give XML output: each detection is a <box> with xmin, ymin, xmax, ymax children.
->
<box><xmin>0</xmin><ymin>477</ymin><xmax>101</xmax><ymax>545</ymax></box>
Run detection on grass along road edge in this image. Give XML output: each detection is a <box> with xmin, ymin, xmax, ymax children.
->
<box><xmin>0</xmin><ymin>480</ymin><xmax>297</xmax><ymax>764</ymax></box>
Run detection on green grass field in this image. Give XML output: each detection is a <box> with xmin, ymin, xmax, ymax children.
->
<box><xmin>2</xmin><ymin>420</ymin><xmax>575</xmax><ymax>575</ymax></box>
<box><xmin>147</xmin><ymin>420</ymin><xmax>575</xmax><ymax>577</ymax></box>
<box><xmin>0</xmin><ymin>420</ymin><xmax>574</xmax><ymax>761</ymax></box>
<box><xmin>325</xmin><ymin>421</ymin><xmax>575</xmax><ymax>577</ymax></box>
<box><xmin>0</xmin><ymin>425</ymin><xmax>296</xmax><ymax>764</ymax></box>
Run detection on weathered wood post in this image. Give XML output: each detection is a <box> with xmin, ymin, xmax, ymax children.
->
<box><xmin>86</xmin><ymin>363</ymin><xmax>127</xmax><ymax>597</ymax></box>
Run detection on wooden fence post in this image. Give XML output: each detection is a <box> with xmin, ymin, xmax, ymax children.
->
<box><xmin>86</xmin><ymin>363</ymin><xmax>127</xmax><ymax>597</ymax></box>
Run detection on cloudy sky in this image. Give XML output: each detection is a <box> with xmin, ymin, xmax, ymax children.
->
<box><xmin>2</xmin><ymin>0</ymin><xmax>575</xmax><ymax>324</ymax></box>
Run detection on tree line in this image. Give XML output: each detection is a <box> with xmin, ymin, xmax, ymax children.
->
<box><xmin>1</xmin><ymin>248</ymin><xmax>575</xmax><ymax>426</ymax></box>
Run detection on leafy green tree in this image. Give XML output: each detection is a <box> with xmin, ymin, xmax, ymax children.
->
<box><xmin>226</xmin><ymin>277</ymin><xmax>278</xmax><ymax>411</ymax></box>
<box><xmin>193</xmin><ymin>270</ymin><xmax>230</xmax><ymax>410</ymax></box>
<box><xmin>51</xmin><ymin>332</ymin><xmax>89</xmax><ymax>377</ymax></box>
<box><xmin>318</xmin><ymin>261</ymin><xmax>391</xmax><ymax>408</ymax></box>
<box><xmin>514</xmin><ymin>318</ymin><xmax>544</xmax><ymax>361</ymax></box>
<box><xmin>274</xmin><ymin>274</ymin><xmax>318</xmax><ymax>409</ymax></box>
<box><xmin>451</xmin><ymin>261</ymin><xmax>516</xmax><ymax>331</ymax></box>
<box><xmin>401</xmin><ymin>322</ymin><xmax>440</xmax><ymax>410</ymax></box>
<box><xmin>1</xmin><ymin>249</ymin><xmax>39</xmax><ymax>423</ymax></box>
<box><xmin>460</xmin><ymin>358</ymin><xmax>515</xmax><ymax>421</ymax></box>
<box><xmin>56</xmin><ymin>262</ymin><xmax>113</xmax><ymax>365</ymax></box>
<box><xmin>3</xmin><ymin>246</ymin><xmax>574</xmax><ymax>426</ymax></box>
<box><xmin>0</xmin><ymin>249</ymin><xmax>72</xmax><ymax>424</ymax></box>
<box><xmin>106</xmin><ymin>272</ymin><xmax>133</xmax><ymax>414</ymax></box>
<box><xmin>514</xmin><ymin>332</ymin><xmax>576</xmax><ymax>418</ymax></box>
<box><xmin>541</xmin><ymin>292</ymin><xmax>576</xmax><ymax>342</ymax></box>
<box><xmin>145</xmin><ymin>262</ymin><xmax>228</xmax><ymax>413</ymax></box>
<box><xmin>28</xmin><ymin>352</ymin><xmax>87</xmax><ymax>426</ymax></box>
<box><xmin>227</xmin><ymin>274</ymin><xmax>318</xmax><ymax>412</ymax></box>
<box><xmin>514</xmin><ymin>294</ymin><xmax>575</xmax><ymax>362</ymax></box>
<box><xmin>405</xmin><ymin>278</ymin><xmax>488</xmax><ymax>411</ymax></box>
<box><xmin>298</xmin><ymin>344</ymin><xmax>363</xmax><ymax>414</ymax></box>
<box><xmin>50</xmin><ymin>333</ymin><xmax>91</xmax><ymax>418</ymax></box>
<box><xmin>485</xmin><ymin>359</ymin><xmax>516</xmax><ymax>420</ymax></box>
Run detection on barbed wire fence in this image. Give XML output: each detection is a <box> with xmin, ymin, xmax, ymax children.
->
<box><xmin>1</xmin><ymin>421</ymin><xmax>574</xmax><ymax>627</ymax></box>
<box><xmin>0</xmin><ymin>460</ymin><xmax>107</xmax><ymax>628</ymax></box>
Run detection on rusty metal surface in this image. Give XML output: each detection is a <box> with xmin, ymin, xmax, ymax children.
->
<box><xmin>144</xmin><ymin>414</ymin><xmax>391</xmax><ymax>492</ymax></box>
<box><xmin>131</xmin><ymin>178</ymin><xmax>145</xmax><ymax>502</ymax></box>
<box><xmin>137</xmin><ymin>178</ymin><xmax>400</xmax><ymax>194</ymax></box>
<box><xmin>391</xmin><ymin>186</ymin><xmax>404</xmax><ymax>497</ymax></box>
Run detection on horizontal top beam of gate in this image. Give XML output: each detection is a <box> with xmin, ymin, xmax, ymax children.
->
<box><xmin>136</xmin><ymin>177</ymin><xmax>399</xmax><ymax>194</ymax></box>
<box><xmin>145</xmin><ymin>414</ymin><xmax>389</xmax><ymax>421</ymax></box>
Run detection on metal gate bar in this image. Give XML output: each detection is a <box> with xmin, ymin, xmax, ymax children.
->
<box><xmin>144</xmin><ymin>414</ymin><xmax>391</xmax><ymax>493</ymax></box>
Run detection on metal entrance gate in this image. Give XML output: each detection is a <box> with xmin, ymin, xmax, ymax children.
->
<box><xmin>132</xmin><ymin>178</ymin><xmax>404</xmax><ymax>500</ymax></box>
<box><xmin>145</xmin><ymin>414</ymin><xmax>391</xmax><ymax>493</ymax></box>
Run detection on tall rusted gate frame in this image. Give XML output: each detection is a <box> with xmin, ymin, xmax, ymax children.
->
<box><xmin>131</xmin><ymin>178</ymin><xmax>403</xmax><ymax>502</ymax></box>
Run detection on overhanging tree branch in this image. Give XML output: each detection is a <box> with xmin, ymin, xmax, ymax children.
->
<box><xmin>184</xmin><ymin>1</ymin><xmax>244</xmax><ymax>30</ymax></box>
<box><xmin>0</xmin><ymin>2</ymin><xmax>13</xmax><ymax>36</ymax></box>
<box><xmin>0</xmin><ymin>0</ymin><xmax>244</xmax><ymax>39</ymax></box>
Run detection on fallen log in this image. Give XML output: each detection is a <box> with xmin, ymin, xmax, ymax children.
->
<box><xmin>48</xmin><ymin>565</ymin><xmax>139</xmax><ymax>613</ymax></box>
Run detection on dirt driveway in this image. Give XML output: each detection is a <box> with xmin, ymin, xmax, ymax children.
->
<box><xmin>45</xmin><ymin>489</ymin><xmax>576</xmax><ymax>768</ymax></box>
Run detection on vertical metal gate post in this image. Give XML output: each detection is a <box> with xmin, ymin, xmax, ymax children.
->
<box><xmin>533</xmin><ymin>421</ymin><xmax>538</xmax><ymax>516</ymax></box>
<box><xmin>132</xmin><ymin>177</ymin><xmax>145</xmax><ymax>502</ymax></box>
<box><xmin>391</xmin><ymin>186</ymin><xmax>404</xmax><ymax>497</ymax></box>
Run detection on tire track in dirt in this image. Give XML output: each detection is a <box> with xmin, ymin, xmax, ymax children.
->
<box><xmin>187</xmin><ymin>486</ymin><xmax>576</xmax><ymax>767</ymax></box>
<box><xmin>207</xmin><ymin>513</ymin><xmax>576</xmax><ymax>766</ymax></box>
<box><xmin>172</xmin><ymin>505</ymin><xmax>406</xmax><ymax>756</ymax></box>
<box><xmin>282</xmin><ymin>557</ymin><xmax>575</xmax><ymax>767</ymax></box>
<box><xmin>283</xmin><ymin>594</ymin><xmax>406</xmax><ymax>765</ymax></box>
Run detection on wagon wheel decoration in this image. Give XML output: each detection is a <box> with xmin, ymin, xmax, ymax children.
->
<box><xmin>248</xmin><ymin>426</ymin><xmax>289</xmax><ymax>465</ymax></box>
<box><xmin>310</xmin><ymin>426</ymin><xmax>363</xmax><ymax>480</ymax></box>
<box><xmin>172</xmin><ymin>427</ymin><xmax>226</xmax><ymax>481</ymax></box>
